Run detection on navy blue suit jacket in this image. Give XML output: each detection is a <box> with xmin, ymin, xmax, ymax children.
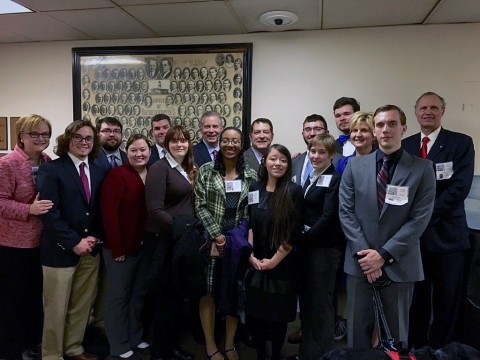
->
<box><xmin>147</xmin><ymin>145</ymin><xmax>161</xmax><ymax>168</ymax></box>
<box><xmin>93</xmin><ymin>148</ymin><xmax>128</xmax><ymax>173</ymax></box>
<box><xmin>193</xmin><ymin>141</ymin><xmax>213</xmax><ymax>168</ymax></box>
<box><xmin>37</xmin><ymin>156</ymin><xmax>106</xmax><ymax>267</ymax></box>
<box><xmin>403</xmin><ymin>128</ymin><xmax>475</xmax><ymax>252</ymax></box>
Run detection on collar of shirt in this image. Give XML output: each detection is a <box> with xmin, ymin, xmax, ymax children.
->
<box><xmin>155</xmin><ymin>144</ymin><xmax>166</xmax><ymax>158</ymax></box>
<box><xmin>67</xmin><ymin>153</ymin><xmax>91</xmax><ymax>186</ymax></box>
<box><xmin>103</xmin><ymin>148</ymin><xmax>122</xmax><ymax>162</ymax></box>
<box><xmin>304</xmin><ymin>164</ymin><xmax>331</xmax><ymax>195</ymax></box>
<box><xmin>203</xmin><ymin>139</ymin><xmax>220</xmax><ymax>155</ymax></box>
<box><xmin>376</xmin><ymin>148</ymin><xmax>403</xmax><ymax>164</ymax></box>
<box><xmin>421</xmin><ymin>126</ymin><xmax>441</xmax><ymax>153</ymax></box>
<box><xmin>251</xmin><ymin>147</ymin><xmax>264</xmax><ymax>164</ymax></box>
<box><xmin>165</xmin><ymin>152</ymin><xmax>190</xmax><ymax>183</ymax></box>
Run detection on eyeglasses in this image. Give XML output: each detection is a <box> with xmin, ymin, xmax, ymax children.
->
<box><xmin>303</xmin><ymin>127</ymin><xmax>325</xmax><ymax>133</ymax></box>
<box><xmin>23</xmin><ymin>132</ymin><xmax>51</xmax><ymax>139</ymax></box>
<box><xmin>71</xmin><ymin>134</ymin><xmax>94</xmax><ymax>144</ymax></box>
<box><xmin>100</xmin><ymin>129</ymin><xmax>122</xmax><ymax>135</ymax></box>
<box><xmin>221</xmin><ymin>138</ymin><xmax>241</xmax><ymax>145</ymax></box>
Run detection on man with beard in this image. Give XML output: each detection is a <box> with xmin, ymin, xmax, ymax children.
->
<box><xmin>243</xmin><ymin>118</ymin><xmax>274</xmax><ymax>172</ymax></box>
<box><xmin>89</xmin><ymin>117</ymin><xmax>128</xmax><ymax>340</ymax></box>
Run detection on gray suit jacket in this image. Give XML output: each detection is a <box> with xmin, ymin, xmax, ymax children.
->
<box><xmin>243</xmin><ymin>147</ymin><xmax>260</xmax><ymax>173</ymax></box>
<box><xmin>339</xmin><ymin>150</ymin><xmax>436</xmax><ymax>282</ymax></box>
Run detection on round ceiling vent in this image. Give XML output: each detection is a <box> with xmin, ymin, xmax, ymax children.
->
<box><xmin>259</xmin><ymin>10</ymin><xmax>298</xmax><ymax>27</ymax></box>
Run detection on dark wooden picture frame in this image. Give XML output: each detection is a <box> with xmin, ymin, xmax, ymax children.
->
<box><xmin>72</xmin><ymin>43</ymin><xmax>253</xmax><ymax>149</ymax></box>
<box><xmin>0</xmin><ymin>117</ymin><xmax>7</xmax><ymax>151</ymax></box>
<box><xmin>9</xmin><ymin>117</ymin><xmax>20</xmax><ymax>150</ymax></box>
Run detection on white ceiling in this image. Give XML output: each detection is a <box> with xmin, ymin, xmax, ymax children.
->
<box><xmin>0</xmin><ymin>0</ymin><xmax>479</xmax><ymax>44</ymax></box>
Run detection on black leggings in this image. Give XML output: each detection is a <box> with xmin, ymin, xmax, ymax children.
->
<box><xmin>249</xmin><ymin>316</ymin><xmax>287</xmax><ymax>360</ymax></box>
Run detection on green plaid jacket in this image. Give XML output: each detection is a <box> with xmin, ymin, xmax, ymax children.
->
<box><xmin>194</xmin><ymin>161</ymin><xmax>258</xmax><ymax>240</ymax></box>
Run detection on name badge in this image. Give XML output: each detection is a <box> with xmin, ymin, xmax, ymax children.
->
<box><xmin>248</xmin><ymin>190</ymin><xmax>260</xmax><ymax>205</ymax></box>
<box><xmin>385</xmin><ymin>185</ymin><xmax>409</xmax><ymax>206</ymax></box>
<box><xmin>435</xmin><ymin>161</ymin><xmax>453</xmax><ymax>180</ymax></box>
<box><xmin>225</xmin><ymin>180</ymin><xmax>242</xmax><ymax>193</ymax></box>
<box><xmin>316</xmin><ymin>174</ymin><xmax>332</xmax><ymax>188</ymax></box>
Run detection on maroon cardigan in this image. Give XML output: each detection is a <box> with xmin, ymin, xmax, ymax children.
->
<box><xmin>101</xmin><ymin>163</ymin><xmax>147</xmax><ymax>258</ymax></box>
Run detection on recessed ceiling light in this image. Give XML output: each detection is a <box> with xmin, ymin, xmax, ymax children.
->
<box><xmin>0</xmin><ymin>0</ymin><xmax>33</xmax><ymax>15</ymax></box>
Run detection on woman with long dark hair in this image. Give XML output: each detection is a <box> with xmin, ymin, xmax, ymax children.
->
<box><xmin>246</xmin><ymin>144</ymin><xmax>303</xmax><ymax>360</ymax></box>
<box><xmin>144</xmin><ymin>126</ymin><xmax>197</xmax><ymax>360</ymax></box>
<box><xmin>195</xmin><ymin>127</ymin><xmax>257</xmax><ymax>360</ymax></box>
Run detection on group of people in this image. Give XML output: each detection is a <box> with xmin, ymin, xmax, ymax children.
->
<box><xmin>0</xmin><ymin>91</ymin><xmax>475</xmax><ymax>360</ymax></box>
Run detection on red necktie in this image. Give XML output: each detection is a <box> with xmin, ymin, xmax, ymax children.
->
<box><xmin>377</xmin><ymin>156</ymin><xmax>390</xmax><ymax>213</ymax></box>
<box><xmin>79</xmin><ymin>162</ymin><xmax>91</xmax><ymax>203</ymax></box>
<box><xmin>421</xmin><ymin>136</ymin><xmax>430</xmax><ymax>159</ymax></box>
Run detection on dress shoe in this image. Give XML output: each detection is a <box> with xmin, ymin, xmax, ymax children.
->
<box><xmin>287</xmin><ymin>328</ymin><xmax>302</xmax><ymax>344</ymax></box>
<box><xmin>172</xmin><ymin>348</ymin><xmax>194</xmax><ymax>360</ymax></box>
<box><xmin>106</xmin><ymin>353</ymin><xmax>142</xmax><ymax>360</ymax></box>
<box><xmin>285</xmin><ymin>356</ymin><xmax>302</xmax><ymax>360</ymax></box>
<box><xmin>64</xmin><ymin>352</ymin><xmax>99</xmax><ymax>360</ymax></box>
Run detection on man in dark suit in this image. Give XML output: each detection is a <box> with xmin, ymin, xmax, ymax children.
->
<box><xmin>339</xmin><ymin>104</ymin><xmax>435</xmax><ymax>349</ymax></box>
<box><xmin>243</xmin><ymin>118</ymin><xmax>274</xmax><ymax>172</ymax></box>
<box><xmin>88</xmin><ymin>117</ymin><xmax>128</xmax><ymax>339</ymax></box>
<box><xmin>292</xmin><ymin>114</ymin><xmax>330</xmax><ymax>187</ymax></box>
<box><xmin>193</xmin><ymin>111</ymin><xmax>222</xmax><ymax>167</ymax></box>
<box><xmin>94</xmin><ymin>117</ymin><xmax>128</xmax><ymax>172</ymax></box>
<box><xmin>147</xmin><ymin>114</ymin><xmax>171</xmax><ymax>167</ymax></box>
<box><xmin>37</xmin><ymin>120</ymin><xmax>105</xmax><ymax>360</ymax></box>
<box><xmin>333</xmin><ymin>97</ymin><xmax>360</xmax><ymax>156</ymax></box>
<box><xmin>403</xmin><ymin>92</ymin><xmax>475</xmax><ymax>349</ymax></box>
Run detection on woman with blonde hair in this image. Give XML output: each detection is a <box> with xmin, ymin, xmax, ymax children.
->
<box><xmin>336</xmin><ymin>111</ymin><xmax>376</xmax><ymax>174</ymax></box>
<box><xmin>0</xmin><ymin>114</ymin><xmax>53</xmax><ymax>359</ymax></box>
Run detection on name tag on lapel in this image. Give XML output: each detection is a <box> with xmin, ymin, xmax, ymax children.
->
<box><xmin>435</xmin><ymin>161</ymin><xmax>453</xmax><ymax>180</ymax></box>
<box><xmin>385</xmin><ymin>185</ymin><xmax>409</xmax><ymax>206</ymax></box>
<box><xmin>316</xmin><ymin>175</ymin><xmax>332</xmax><ymax>187</ymax></box>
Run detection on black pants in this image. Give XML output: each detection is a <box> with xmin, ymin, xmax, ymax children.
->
<box><xmin>144</xmin><ymin>232</ymin><xmax>182</xmax><ymax>358</ymax></box>
<box><xmin>409</xmin><ymin>250</ymin><xmax>466</xmax><ymax>348</ymax></box>
<box><xmin>250</xmin><ymin>316</ymin><xmax>287</xmax><ymax>360</ymax></box>
<box><xmin>0</xmin><ymin>246</ymin><xmax>43</xmax><ymax>359</ymax></box>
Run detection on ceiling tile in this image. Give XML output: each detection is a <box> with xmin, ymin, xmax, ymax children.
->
<box><xmin>46</xmin><ymin>8</ymin><xmax>157</xmax><ymax>39</ymax></box>
<box><xmin>112</xmin><ymin>0</ymin><xmax>207</xmax><ymax>5</ymax></box>
<box><xmin>323</xmin><ymin>0</ymin><xmax>438</xmax><ymax>29</ymax></box>
<box><xmin>0</xmin><ymin>13</ymin><xmax>92</xmax><ymax>41</ymax></box>
<box><xmin>15</xmin><ymin>0</ymin><xmax>113</xmax><ymax>11</ymax></box>
<box><xmin>426</xmin><ymin>0</ymin><xmax>480</xmax><ymax>24</ymax></box>
<box><xmin>124</xmin><ymin>1</ymin><xmax>243</xmax><ymax>37</ymax></box>
<box><xmin>0</xmin><ymin>28</ymin><xmax>32</xmax><ymax>42</ymax></box>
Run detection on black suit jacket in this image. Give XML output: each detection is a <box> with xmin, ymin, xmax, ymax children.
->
<box><xmin>193</xmin><ymin>141</ymin><xmax>213</xmax><ymax>168</ymax></box>
<box><xmin>93</xmin><ymin>149</ymin><xmax>128</xmax><ymax>173</ymax></box>
<box><xmin>302</xmin><ymin>164</ymin><xmax>344</xmax><ymax>248</ymax></box>
<box><xmin>403</xmin><ymin>127</ymin><xmax>475</xmax><ymax>252</ymax></box>
<box><xmin>37</xmin><ymin>156</ymin><xmax>106</xmax><ymax>267</ymax></box>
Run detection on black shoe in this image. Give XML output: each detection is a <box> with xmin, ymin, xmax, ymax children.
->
<box><xmin>285</xmin><ymin>356</ymin><xmax>302</xmax><ymax>360</ymax></box>
<box><xmin>172</xmin><ymin>348</ymin><xmax>194</xmax><ymax>360</ymax></box>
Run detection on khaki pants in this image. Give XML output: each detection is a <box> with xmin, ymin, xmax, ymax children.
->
<box><xmin>42</xmin><ymin>254</ymin><xmax>100</xmax><ymax>360</ymax></box>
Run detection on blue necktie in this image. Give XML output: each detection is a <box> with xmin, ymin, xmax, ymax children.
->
<box><xmin>338</xmin><ymin>134</ymin><xmax>350</xmax><ymax>144</ymax></box>
<box><xmin>302</xmin><ymin>158</ymin><xmax>313</xmax><ymax>187</ymax></box>
<box><xmin>109</xmin><ymin>155</ymin><xmax>117</xmax><ymax>168</ymax></box>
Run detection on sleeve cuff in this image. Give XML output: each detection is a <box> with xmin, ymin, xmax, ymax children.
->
<box><xmin>378</xmin><ymin>248</ymin><xmax>395</xmax><ymax>266</ymax></box>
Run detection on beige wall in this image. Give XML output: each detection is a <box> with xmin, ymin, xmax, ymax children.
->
<box><xmin>0</xmin><ymin>23</ymin><xmax>479</xmax><ymax>172</ymax></box>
